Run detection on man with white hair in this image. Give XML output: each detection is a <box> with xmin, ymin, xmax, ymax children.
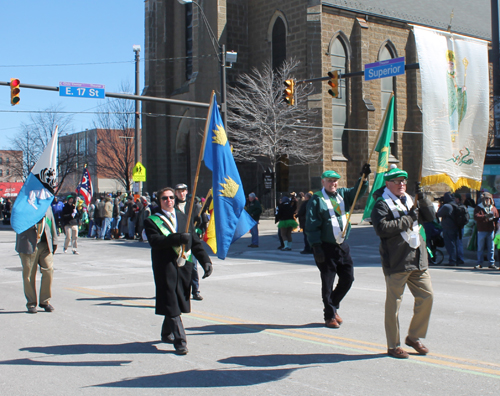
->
<box><xmin>371</xmin><ymin>168</ymin><xmax>436</xmax><ymax>359</ymax></box>
<box><xmin>246</xmin><ymin>192</ymin><xmax>262</xmax><ymax>248</ymax></box>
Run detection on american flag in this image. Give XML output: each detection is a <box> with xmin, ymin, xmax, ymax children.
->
<box><xmin>76</xmin><ymin>167</ymin><xmax>93</xmax><ymax>206</ymax></box>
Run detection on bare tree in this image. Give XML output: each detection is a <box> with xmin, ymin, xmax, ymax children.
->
<box><xmin>93</xmin><ymin>83</ymin><xmax>135</xmax><ymax>191</ymax></box>
<box><xmin>227</xmin><ymin>59</ymin><xmax>321</xmax><ymax>202</ymax></box>
<box><xmin>9</xmin><ymin>104</ymin><xmax>77</xmax><ymax>194</ymax></box>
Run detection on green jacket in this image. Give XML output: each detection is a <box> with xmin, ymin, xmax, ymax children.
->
<box><xmin>246</xmin><ymin>199</ymin><xmax>262</xmax><ymax>222</ymax></box>
<box><xmin>305</xmin><ymin>178</ymin><xmax>368</xmax><ymax>247</ymax></box>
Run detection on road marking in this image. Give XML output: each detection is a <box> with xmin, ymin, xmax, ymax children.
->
<box><xmin>66</xmin><ymin>286</ymin><xmax>500</xmax><ymax>379</ymax></box>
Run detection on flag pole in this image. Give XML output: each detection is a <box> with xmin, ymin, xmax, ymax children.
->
<box><xmin>342</xmin><ymin>92</ymin><xmax>394</xmax><ymax>237</ymax></box>
<box><xmin>184</xmin><ymin>91</ymin><xmax>215</xmax><ymax>233</ymax></box>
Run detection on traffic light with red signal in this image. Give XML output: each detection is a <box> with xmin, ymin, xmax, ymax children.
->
<box><xmin>10</xmin><ymin>78</ymin><xmax>20</xmax><ymax>106</ymax></box>
<box><xmin>327</xmin><ymin>71</ymin><xmax>339</xmax><ymax>98</ymax></box>
<box><xmin>283</xmin><ymin>79</ymin><xmax>295</xmax><ymax>106</ymax></box>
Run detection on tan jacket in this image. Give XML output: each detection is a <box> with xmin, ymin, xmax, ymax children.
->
<box><xmin>15</xmin><ymin>207</ymin><xmax>58</xmax><ymax>255</ymax></box>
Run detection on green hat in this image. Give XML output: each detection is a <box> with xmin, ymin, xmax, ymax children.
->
<box><xmin>321</xmin><ymin>170</ymin><xmax>341</xmax><ymax>179</ymax></box>
<box><xmin>67</xmin><ymin>194</ymin><xmax>74</xmax><ymax>200</ymax></box>
<box><xmin>383</xmin><ymin>168</ymin><xmax>408</xmax><ymax>181</ymax></box>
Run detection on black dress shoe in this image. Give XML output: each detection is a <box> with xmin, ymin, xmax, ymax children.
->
<box><xmin>175</xmin><ymin>346</ymin><xmax>189</xmax><ymax>355</ymax></box>
<box><xmin>39</xmin><ymin>304</ymin><xmax>55</xmax><ymax>312</ymax></box>
<box><xmin>161</xmin><ymin>333</ymin><xmax>175</xmax><ymax>344</ymax></box>
<box><xmin>27</xmin><ymin>306</ymin><xmax>37</xmax><ymax>314</ymax></box>
<box><xmin>192</xmin><ymin>293</ymin><xmax>203</xmax><ymax>301</ymax></box>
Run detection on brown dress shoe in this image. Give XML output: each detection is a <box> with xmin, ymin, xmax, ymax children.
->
<box><xmin>325</xmin><ymin>318</ymin><xmax>340</xmax><ymax>329</ymax></box>
<box><xmin>388</xmin><ymin>347</ymin><xmax>409</xmax><ymax>359</ymax></box>
<box><xmin>334</xmin><ymin>312</ymin><xmax>343</xmax><ymax>325</ymax></box>
<box><xmin>405</xmin><ymin>337</ymin><xmax>429</xmax><ymax>355</ymax></box>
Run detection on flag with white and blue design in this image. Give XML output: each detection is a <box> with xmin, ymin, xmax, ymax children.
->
<box><xmin>11</xmin><ymin>127</ymin><xmax>58</xmax><ymax>234</ymax></box>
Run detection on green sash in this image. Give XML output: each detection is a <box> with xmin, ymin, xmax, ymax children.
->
<box><xmin>149</xmin><ymin>214</ymin><xmax>192</xmax><ymax>262</ymax></box>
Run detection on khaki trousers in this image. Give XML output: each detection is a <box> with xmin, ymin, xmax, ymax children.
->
<box><xmin>384</xmin><ymin>270</ymin><xmax>433</xmax><ymax>349</ymax></box>
<box><xmin>19</xmin><ymin>242</ymin><xmax>54</xmax><ymax>308</ymax></box>
<box><xmin>64</xmin><ymin>224</ymin><xmax>79</xmax><ymax>250</ymax></box>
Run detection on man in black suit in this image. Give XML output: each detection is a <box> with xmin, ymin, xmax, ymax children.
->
<box><xmin>144</xmin><ymin>187</ymin><xmax>213</xmax><ymax>355</ymax></box>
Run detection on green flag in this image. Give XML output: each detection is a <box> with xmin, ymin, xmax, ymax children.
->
<box><xmin>362</xmin><ymin>96</ymin><xmax>395</xmax><ymax>221</ymax></box>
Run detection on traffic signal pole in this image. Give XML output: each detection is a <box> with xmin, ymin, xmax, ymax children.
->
<box><xmin>295</xmin><ymin>62</ymin><xmax>420</xmax><ymax>85</ymax></box>
<box><xmin>0</xmin><ymin>80</ymin><xmax>211</xmax><ymax>109</ymax></box>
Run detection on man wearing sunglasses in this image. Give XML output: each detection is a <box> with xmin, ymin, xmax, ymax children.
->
<box><xmin>144</xmin><ymin>187</ymin><xmax>213</xmax><ymax>355</ymax></box>
<box><xmin>371</xmin><ymin>168</ymin><xmax>436</xmax><ymax>359</ymax></box>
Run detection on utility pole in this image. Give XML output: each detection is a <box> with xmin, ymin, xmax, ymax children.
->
<box><xmin>133</xmin><ymin>45</ymin><xmax>141</xmax><ymax>165</ymax></box>
<box><xmin>492</xmin><ymin>0</ymin><xmax>500</xmax><ymax>146</ymax></box>
<box><xmin>133</xmin><ymin>45</ymin><xmax>141</xmax><ymax>195</ymax></box>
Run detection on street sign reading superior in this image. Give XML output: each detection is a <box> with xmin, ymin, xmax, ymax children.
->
<box><xmin>59</xmin><ymin>82</ymin><xmax>105</xmax><ymax>98</ymax></box>
<box><xmin>364</xmin><ymin>57</ymin><xmax>405</xmax><ymax>81</ymax></box>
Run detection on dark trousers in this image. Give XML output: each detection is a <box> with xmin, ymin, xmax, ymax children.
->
<box><xmin>191</xmin><ymin>261</ymin><xmax>199</xmax><ymax>295</ymax></box>
<box><xmin>303</xmin><ymin>231</ymin><xmax>311</xmax><ymax>252</ymax></box>
<box><xmin>161</xmin><ymin>316</ymin><xmax>187</xmax><ymax>348</ymax></box>
<box><xmin>315</xmin><ymin>242</ymin><xmax>354</xmax><ymax>321</ymax></box>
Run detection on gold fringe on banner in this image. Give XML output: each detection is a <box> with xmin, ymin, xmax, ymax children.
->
<box><xmin>421</xmin><ymin>174</ymin><xmax>481</xmax><ymax>192</ymax></box>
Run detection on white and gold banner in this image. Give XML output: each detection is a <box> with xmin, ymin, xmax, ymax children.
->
<box><xmin>414</xmin><ymin>25</ymin><xmax>489</xmax><ymax>191</ymax></box>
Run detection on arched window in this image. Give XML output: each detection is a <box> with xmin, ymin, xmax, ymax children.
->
<box><xmin>379</xmin><ymin>44</ymin><xmax>397</xmax><ymax>157</ymax></box>
<box><xmin>330</xmin><ymin>36</ymin><xmax>348</xmax><ymax>158</ymax></box>
<box><xmin>272</xmin><ymin>17</ymin><xmax>286</xmax><ymax>70</ymax></box>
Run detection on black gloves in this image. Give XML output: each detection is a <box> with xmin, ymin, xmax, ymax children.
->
<box><xmin>409</xmin><ymin>207</ymin><xmax>419</xmax><ymax>222</ymax></box>
<box><xmin>487</xmin><ymin>212</ymin><xmax>495</xmax><ymax>221</ymax></box>
<box><xmin>313</xmin><ymin>246</ymin><xmax>325</xmax><ymax>264</ymax></box>
<box><xmin>360</xmin><ymin>163</ymin><xmax>371</xmax><ymax>178</ymax></box>
<box><xmin>415</xmin><ymin>182</ymin><xmax>423</xmax><ymax>195</ymax></box>
<box><xmin>169</xmin><ymin>232</ymin><xmax>191</xmax><ymax>245</ymax></box>
<box><xmin>202</xmin><ymin>263</ymin><xmax>213</xmax><ymax>279</ymax></box>
<box><xmin>179</xmin><ymin>233</ymin><xmax>191</xmax><ymax>245</ymax></box>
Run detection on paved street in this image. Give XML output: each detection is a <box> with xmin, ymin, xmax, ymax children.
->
<box><xmin>1</xmin><ymin>218</ymin><xmax>499</xmax><ymax>395</ymax></box>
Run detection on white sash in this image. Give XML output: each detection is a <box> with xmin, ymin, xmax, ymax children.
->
<box><xmin>321</xmin><ymin>188</ymin><xmax>348</xmax><ymax>245</ymax></box>
<box><xmin>382</xmin><ymin>188</ymin><xmax>420</xmax><ymax>249</ymax></box>
<box><xmin>157</xmin><ymin>213</ymin><xmax>191</xmax><ymax>267</ymax></box>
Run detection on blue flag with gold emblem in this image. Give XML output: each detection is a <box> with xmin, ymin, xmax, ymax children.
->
<box><xmin>202</xmin><ymin>93</ymin><xmax>256</xmax><ymax>259</ymax></box>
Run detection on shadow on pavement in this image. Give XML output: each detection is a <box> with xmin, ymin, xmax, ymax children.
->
<box><xmin>92</xmin><ymin>367</ymin><xmax>299</xmax><ymax>388</ymax></box>
<box><xmin>188</xmin><ymin>322</ymin><xmax>325</xmax><ymax>336</ymax></box>
<box><xmin>20</xmin><ymin>341</ymin><xmax>166</xmax><ymax>355</ymax></box>
<box><xmin>218</xmin><ymin>352</ymin><xmax>385</xmax><ymax>367</ymax></box>
<box><xmin>0</xmin><ymin>358</ymin><xmax>131</xmax><ymax>367</ymax></box>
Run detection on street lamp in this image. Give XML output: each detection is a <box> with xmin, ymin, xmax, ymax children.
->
<box><xmin>177</xmin><ymin>0</ymin><xmax>234</xmax><ymax>128</ymax></box>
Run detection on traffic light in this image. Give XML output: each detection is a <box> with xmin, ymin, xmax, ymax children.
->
<box><xmin>283</xmin><ymin>79</ymin><xmax>295</xmax><ymax>106</ymax></box>
<box><xmin>327</xmin><ymin>71</ymin><xmax>339</xmax><ymax>98</ymax></box>
<box><xmin>10</xmin><ymin>78</ymin><xmax>20</xmax><ymax>106</ymax></box>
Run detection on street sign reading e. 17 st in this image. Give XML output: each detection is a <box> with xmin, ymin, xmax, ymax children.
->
<box><xmin>59</xmin><ymin>82</ymin><xmax>105</xmax><ymax>98</ymax></box>
<box><xmin>364</xmin><ymin>57</ymin><xmax>405</xmax><ymax>81</ymax></box>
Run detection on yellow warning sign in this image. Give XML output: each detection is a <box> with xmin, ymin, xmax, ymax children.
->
<box><xmin>132</xmin><ymin>162</ymin><xmax>146</xmax><ymax>182</ymax></box>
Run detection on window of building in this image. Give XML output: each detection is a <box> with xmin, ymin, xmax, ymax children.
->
<box><xmin>379</xmin><ymin>44</ymin><xmax>397</xmax><ymax>157</ymax></box>
<box><xmin>185</xmin><ymin>3</ymin><xmax>193</xmax><ymax>81</ymax></box>
<box><xmin>0</xmin><ymin>169</ymin><xmax>2</xmax><ymax>177</ymax></box>
<box><xmin>6</xmin><ymin>169</ymin><xmax>9</xmax><ymax>176</ymax></box>
<box><xmin>330</xmin><ymin>36</ymin><xmax>348</xmax><ymax>159</ymax></box>
<box><xmin>0</xmin><ymin>157</ymin><xmax>2</xmax><ymax>164</ymax></box>
<box><xmin>272</xmin><ymin>17</ymin><xmax>286</xmax><ymax>71</ymax></box>
<box><xmin>5</xmin><ymin>157</ymin><xmax>9</xmax><ymax>163</ymax></box>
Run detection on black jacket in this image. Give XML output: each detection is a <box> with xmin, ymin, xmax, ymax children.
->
<box><xmin>144</xmin><ymin>209</ymin><xmax>212</xmax><ymax>317</ymax></box>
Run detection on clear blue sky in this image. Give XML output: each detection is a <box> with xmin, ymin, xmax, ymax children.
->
<box><xmin>0</xmin><ymin>0</ymin><xmax>145</xmax><ymax>149</ymax></box>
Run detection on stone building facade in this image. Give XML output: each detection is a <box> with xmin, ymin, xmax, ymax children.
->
<box><xmin>142</xmin><ymin>0</ymin><xmax>491</xmax><ymax>208</ymax></box>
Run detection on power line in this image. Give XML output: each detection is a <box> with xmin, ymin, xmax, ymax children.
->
<box><xmin>0</xmin><ymin>109</ymin><xmax>207</xmax><ymax>121</ymax></box>
<box><xmin>0</xmin><ymin>53</ymin><xmax>219</xmax><ymax>69</ymax></box>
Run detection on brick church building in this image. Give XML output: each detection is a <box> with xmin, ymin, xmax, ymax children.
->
<box><xmin>142</xmin><ymin>0</ymin><xmax>491</xmax><ymax>208</ymax></box>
